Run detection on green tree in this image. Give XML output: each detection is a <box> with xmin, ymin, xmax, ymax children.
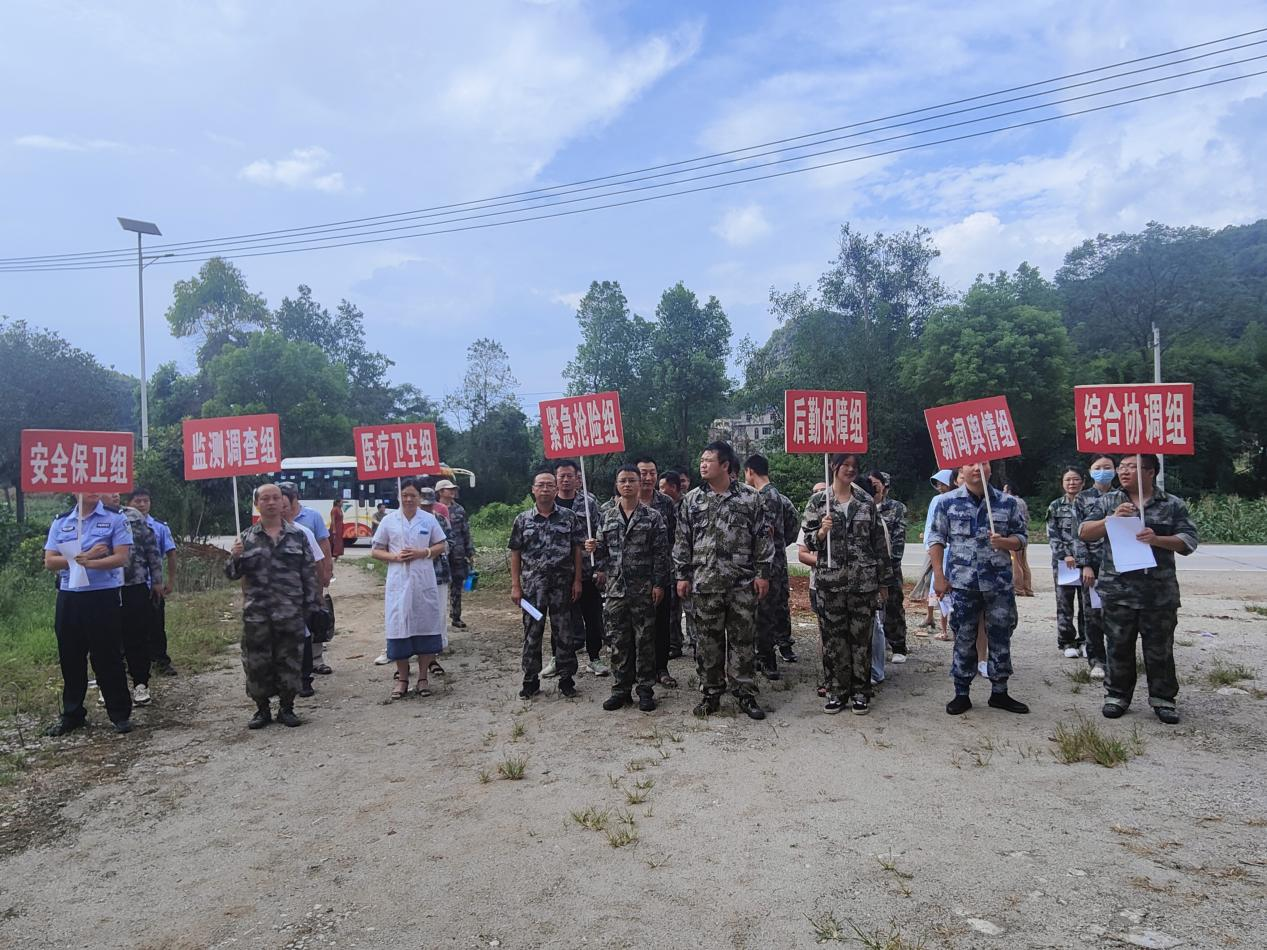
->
<box><xmin>646</xmin><ymin>283</ymin><xmax>731</xmax><ymax>463</ymax></box>
<box><xmin>166</xmin><ymin>257</ymin><xmax>271</xmax><ymax>366</ymax></box>
<box><xmin>446</xmin><ymin>338</ymin><xmax>519</xmax><ymax>430</ymax></box>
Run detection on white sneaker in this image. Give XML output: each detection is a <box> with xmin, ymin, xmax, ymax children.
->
<box><xmin>1078</xmin><ymin>645</ymin><xmax>1087</xmax><ymax>658</ymax></box>
<box><xmin>1063</xmin><ymin>647</ymin><xmax>1080</xmax><ymax>659</ymax></box>
<box><xmin>541</xmin><ymin>657</ymin><xmax>558</xmax><ymax>678</ymax></box>
<box><xmin>587</xmin><ymin>658</ymin><xmax>611</xmax><ymax>677</ymax></box>
<box><xmin>977</xmin><ymin>661</ymin><xmax>988</xmax><ymax>677</ymax></box>
<box><xmin>132</xmin><ymin>683</ymin><xmax>151</xmax><ymax>706</ymax></box>
<box><xmin>97</xmin><ymin>689</ymin><xmax>106</xmax><ymax>706</ymax></box>
<box><xmin>1090</xmin><ymin>664</ymin><xmax>1106</xmax><ymax>680</ymax></box>
<box><xmin>373</xmin><ymin>652</ymin><xmax>390</xmax><ymax>665</ymax></box>
<box><xmin>890</xmin><ymin>653</ymin><xmax>907</xmax><ymax>664</ymax></box>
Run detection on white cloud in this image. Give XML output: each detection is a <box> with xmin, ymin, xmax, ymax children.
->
<box><xmin>239</xmin><ymin>146</ymin><xmax>346</xmax><ymax>193</ymax></box>
<box><xmin>549</xmin><ymin>290</ymin><xmax>585</xmax><ymax>311</ymax></box>
<box><xmin>712</xmin><ymin>204</ymin><xmax>771</xmax><ymax>246</ymax></box>
<box><xmin>15</xmin><ymin>134</ymin><xmax>125</xmax><ymax>152</ymax></box>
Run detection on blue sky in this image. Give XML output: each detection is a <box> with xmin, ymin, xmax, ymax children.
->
<box><xmin>3</xmin><ymin>1</ymin><xmax>1266</xmax><ymax>425</ymax></box>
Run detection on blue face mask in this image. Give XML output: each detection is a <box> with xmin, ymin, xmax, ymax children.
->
<box><xmin>1091</xmin><ymin>469</ymin><xmax>1114</xmax><ymax>485</ymax></box>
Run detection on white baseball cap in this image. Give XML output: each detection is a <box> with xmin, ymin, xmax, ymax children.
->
<box><xmin>434</xmin><ymin>479</ymin><xmax>458</xmax><ymax>491</ymax></box>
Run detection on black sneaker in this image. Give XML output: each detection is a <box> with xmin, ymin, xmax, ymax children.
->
<box><xmin>112</xmin><ymin>719</ymin><xmax>133</xmax><ymax>734</ymax></box>
<box><xmin>693</xmin><ymin>695</ymin><xmax>720</xmax><ymax>718</ymax></box>
<box><xmin>823</xmin><ymin>694</ymin><xmax>844</xmax><ymax>714</ymax></box>
<box><xmin>1154</xmin><ymin>706</ymin><xmax>1180</xmax><ymax>725</ymax></box>
<box><xmin>667</xmin><ymin>648</ymin><xmax>684</xmax><ymax>660</ymax></box>
<box><xmin>451</xmin><ymin>619</ymin><xmax>467</xmax><ymax>629</ymax></box>
<box><xmin>248</xmin><ymin>708</ymin><xmax>272</xmax><ymax>730</ymax></box>
<box><xmin>851</xmin><ymin>695</ymin><xmax>870</xmax><ymax>716</ymax></box>
<box><xmin>779</xmin><ymin>645</ymin><xmax>799</xmax><ymax>663</ymax></box>
<box><xmin>1102</xmin><ymin>702</ymin><xmax>1127</xmax><ymax>719</ymax></box>
<box><xmin>762</xmin><ymin>664</ymin><xmax>782</xmax><ymax>681</ymax></box>
<box><xmin>299</xmin><ymin>683</ymin><xmax>316</xmax><ymax>698</ymax></box>
<box><xmin>44</xmin><ymin>718</ymin><xmax>84</xmax><ymax>737</ymax></box>
<box><xmin>987</xmin><ymin>692</ymin><xmax>1030</xmax><ymax>714</ymax></box>
<box><xmin>737</xmin><ymin>695</ymin><xmax>766</xmax><ymax>721</ymax></box>
<box><xmin>276</xmin><ymin>707</ymin><xmax>302</xmax><ymax>727</ymax></box>
<box><xmin>157</xmin><ymin>663</ymin><xmax>178</xmax><ymax>677</ymax></box>
<box><xmin>602</xmin><ymin>693</ymin><xmax>631</xmax><ymax>711</ymax></box>
<box><xmin>637</xmin><ymin>691</ymin><xmax>657</xmax><ymax>713</ymax></box>
<box><xmin>946</xmin><ymin>695</ymin><xmax>972</xmax><ymax>716</ymax></box>
<box><xmin>519</xmin><ymin>680</ymin><xmax>540</xmax><ymax>700</ymax></box>
<box><xmin>559</xmin><ymin>678</ymin><xmax>579</xmax><ymax>699</ymax></box>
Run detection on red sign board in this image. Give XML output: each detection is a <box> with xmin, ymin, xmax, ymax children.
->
<box><xmin>924</xmin><ymin>396</ymin><xmax>1021</xmax><ymax>469</ymax></box>
<box><xmin>353</xmin><ymin>422</ymin><xmax>443</xmax><ymax>478</ymax></box>
<box><xmin>539</xmin><ymin>391</ymin><xmax>625</xmax><ymax>459</ymax></box>
<box><xmin>20</xmin><ymin>429</ymin><xmax>134</xmax><ymax>493</ymax></box>
<box><xmin>182</xmin><ymin>414</ymin><xmax>282</xmax><ymax>480</ymax></box>
<box><xmin>1074</xmin><ymin>383</ymin><xmax>1194</xmax><ymax>456</ymax></box>
<box><xmin>784</xmin><ymin>390</ymin><xmax>868</xmax><ymax>453</ymax></box>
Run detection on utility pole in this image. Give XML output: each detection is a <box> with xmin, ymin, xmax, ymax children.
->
<box><xmin>1153</xmin><ymin>323</ymin><xmax>1164</xmax><ymax>489</ymax></box>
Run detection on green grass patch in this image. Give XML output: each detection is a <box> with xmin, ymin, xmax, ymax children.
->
<box><xmin>1245</xmin><ymin>605</ymin><xmax>1267</xmax><ymax>618</ymax></box>
<box><xmin>1206</xmin><ymin>661</ymin><xmax>1257</xmax><ymax>687</ymax></box>
<box><xmin>1051</xmin><ymin>716</ymin><xmax>1144</xmax><ymax>767</ymax></box>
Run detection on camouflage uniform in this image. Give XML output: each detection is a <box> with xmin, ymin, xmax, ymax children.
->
<box><xmin>225</xmin><ymin>523</ymin><xmax>320</xmax><ymax>706</ymax></box>
<box><xmin>508</xmin><ymin>505</ymin><xmax>584</xmax><ymax>685</ymax></box>
<box><xmin>431</xmin><ymin>510</ymin><xmax>453</xmax><ymax>587</ymax></box>
<box><xmin>564</xmin><ymin>491</ymin><xmax>605</xmax><ymax>662</ymax></box>
<box><xmin>673</xmin><ymin>480</ymin><xmax>773</xmax><ymax>701</ymax></box>
<box><xmin>446</xmin><ymin>500</ymin><xmax>472</xmax><ymax>623</ymax></box>
<box><xmin>877</xmin><ymin>497</ymin><xmax>908</xmax><ymax>656</ymax></box>
<box><xmin>802</xmin><ymin>486</ymin><xmax>893</xmax><ymax>700</ymax></box>
<box><xmin>927</xmin><ymin>485</ymin><xmax>1027</xmax><ymax>697</ymax></box>
<box><xmin>1047</xmin><ymin>495</ymin><xmax>1089</xmax><ymax>651</ymax></box>
<box><xmin>592</xmin><ymin>502</ymin><xmax>670</xmax><ymax>696</ymax></box>
<box><xmin>1086</xmin><ymin>488</ymin><xmax>1197</xmax><ymax>711</ymax></box>
<box><xmin>1072</xmin><ymin>487</ymin><xmax>1114</xmax><ymax>668</ymax></box>
<box><xmin>755</xmin><ymin>483</ymin><xmax>799</xmax><ymax>670</ymax></box>
<box><xmin>117</xmin><ymin>505</ymin><xmax>163</xmax><ymax>688</ymax></box>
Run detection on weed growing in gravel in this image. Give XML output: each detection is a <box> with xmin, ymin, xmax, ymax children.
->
<box><xmin>876</xmin><ymin>852</ymin><xmax>913</xmax><ymax>880</ymax></box>
<box><xmin>1206</xmin><ymin>661</ymin><xmax>1256</xmax><ymax>686</ymax></box>
<box><xmin>569</xmin><ymin>806</ymin><xmax>610</xmax><ymax>831</ymax></box>
<box><xmin>481</xmin><ymin>730</ymin><xmax>496</xmax><ymax>746</ymax></box>
<box><xmin>605</xmin><ymin>827</ymin><xmax>638</xmax><ymax>848</ymax></box>
<box><xmin>625</xmin><ymin>788</ymin><xmax>650</xmax><ymax>805</ymax></box>
<box><xmin>607</xmin><ymin>773</ymin><xmax>622</xmax><ymax>788</ymax></box>
<box><xmin>845</xmin><ymin>921</ymin><xmax>927</xmax><ymax>949</ymax></box>
<box><xmin>477</xmin><ymin>769</ymin><xmax>491</xmax><ymax>784</ymax></box>
<box><xmin>633</xmin><ymin>777</ymin><xmax>655</xmax><ymax>791</ymax></box>
<box><xmin>1064</xmin><ymin>667</ymin><xmax>1093</xmax><ymax>685</ymax></box>
<box><xmin>1052</xmin><ymin>716</ymin><xmax>1144</xmax><ymax>767</ymax></box>
<box><xmin>643</xmin><ymin>853</ymin><xmax>670</xmax><ymax>869</ymax></box>
<box><xmin>625</xmin><ymin>759</ymin><xmax>646</xmax><ymax>773</ymax></box>
<box><xmin>510</xmin><ymin>721</ymin><xmax>525</xmax><ymax>741</ymax></box>
<box><xmin>1244</xmin><ymin>605</ymin><xmax>1267</xmax><ymax>618</ymax></box>
<box><xmin>498</xmin><ymin>755</ymin><xmax>528</xmax><ymax>780</ymax></box>
<box><xmin>807</xmin><ymin>911</ymin><xmax>847</xmax><ymax>943</ymax></box>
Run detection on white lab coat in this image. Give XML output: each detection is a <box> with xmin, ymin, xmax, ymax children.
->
<box><xmin>372</xmin><ymin>509</ymin><xmax>446</xmax><ymax>640</ymax></box>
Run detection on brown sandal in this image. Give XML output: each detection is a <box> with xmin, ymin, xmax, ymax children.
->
<box><xmin>414</xmin><ymin>678</ymin><xmax>432</xmax><ymax>698</ymax></box>
<box><xmin>391</xmin><ymin>677</ymin><xmax>409</xmax><ymax>699</ymax></box>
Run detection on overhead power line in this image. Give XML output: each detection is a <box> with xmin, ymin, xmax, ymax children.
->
<box><xmin>1</xmin><ymin>30</ymin><xmax>1264</xmax><ymax>273</ymax></box>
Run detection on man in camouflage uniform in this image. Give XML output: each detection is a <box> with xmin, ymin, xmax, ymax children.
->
<box><xmin>803</xmin><ymin>457</ymin><xmax>893</xmax><ymax>715</ymax></box>
<box><xmin>673</xmin><ymin>441</ymin><xmax>773</xmax><ymax>720</ymax></box>
<box><xmin>555</xmin><ymin>459</ymin><xmax>609</xmax><ymax>677</ymax></box>
<box><xmin>744</xmin><ymin>454</ymin><xmax>800</xmax><ymax>679</ymax></box>
<box><xmin>586</xmin><ymin>465</ymin><xmax>670</xmax><ymax>712</ymax></box>
<box><xmin>635</xmin><ymin>456</ymin><xmax>681</xmax><ymax>686</ymax></box>
<box><xmin>658</xmin><ymin>470</ymin><xmax>687</xmax><ymax>658</ymax></box>
<box><xmin>508</xmin><ymin>471</ymin><xmax>585</xmax><ymax>699</ymax></box>
<box><xmin>867</xmin><ymin>471</ymin><xmax>909</xmax><ymax>662</ymax></box>
<box><xmin>107</xmin><ymin>494</ymin><xmax>164</xmax><ymax>707</ymax></box>
<box><xmin>1072</xmin><ymin>455</ymin><xmax>1117</xmax><ymax>679</ymax></box>
<box><xmin>1047</xmin><ymin>468</ymin><xmax>1090</xmax><ymax>657</ymax></box>
<box><xmin>1077</xmin><ymin>453</ymin><xmax>1197</xmax><ymax>724</ymax></box>
<box><xmin>928</xmin><ymin>461</ymin><xmax>1030</xmax><ymax>716</ymax></box>
<box><xmin>225</xmin><ymin>482</ymin><xmax>321</xmax><ymax>729</ymax></box>
<box><xmin>436</xmin><ymin>479</ymin><xmax>472</xmax><ymax>629</ymax></box>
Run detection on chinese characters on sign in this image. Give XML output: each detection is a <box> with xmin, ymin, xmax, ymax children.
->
<box><xmin>539</xmin><ymin>391</ymin><xmax>626</xmax><ymax>459</ymax></box>
<box><xmin>783</xmin><ymin>390</ymin><xmax>868</xmax><ymax>454</ymax></box>
<box><xmin>923</xmin><ymin>396</ymin><xmax>1021</xmax><ymax>470</ymax></box>
<box><xmin>1074</xmin><ymin>384</ymin><xmax>1194</xmax><ymax>456</ymax></box>
<box><xmin>182</xmin><ymin>414</ymin><xmax>282</xmax><ymax>480</ymax></box>
<box><xmin>20</xmin><ymin>429</ymin><xmax>134</xmax><ymax>493</ymax></box>
<box><xmin>353</xmin><ymin>423</ymin><xmax>442</xmax><ymax>478</ymax></box>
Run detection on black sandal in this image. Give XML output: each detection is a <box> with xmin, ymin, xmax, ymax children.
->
<box><xmin>313</xmin><ymin>664</ymin><xmax>333</xmax><ymax>675</ymax></box>
<box><xmin>657</xmin><ymin>671</ymin><xmax>678</xmax><ymax>689</ymax></box>
<box><xmin>428</xmin><ymin>660</ymin><xmax>446</xmax><ymax>677</ymax></box>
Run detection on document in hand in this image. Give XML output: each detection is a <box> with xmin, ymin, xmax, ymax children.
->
<box><xmin>520</xmin><ymin>598</ymin><xmax>544</xmax><ymax>621</ymax></box>
<box><xmin>1056</xmin><ymin>562</ymin><xmax>1082</xmax><ymax>586</ymax></box>
<box><xmin>1104</xmin><ymin>516</ymin><xmax>1158</xmax><ymax>573</ymax></box>
<box><xmin>57</xmin><ymin>539</ymin><xmax>91</xmax><ymax>589</ymax></box>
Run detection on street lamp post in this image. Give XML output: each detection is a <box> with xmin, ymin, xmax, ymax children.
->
<box><xmin>118</xmin><ymin>217</ymin><xmax>162</xmax><ymax>452</ymax></box>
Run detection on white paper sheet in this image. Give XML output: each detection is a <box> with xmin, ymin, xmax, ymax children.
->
<box><xmin>1056</xmin><ymin>562</ymin><xmax>1082</xmax><ymax>586</ymax></box>
<box><xmin>938</xmin><ymin>595</ymin><xmax>953</xmax><ymax>618</ymax></box>
<box><xmin>520</xmin><ymin>598</ymin><xmax>544</xmax><ymax>621</ymax></box>
<box><xmin>1089</xmin><ymin>586</ymin><xmax>1103</xmax><ymax>609</ymax></box>
<box><xmin>56</xmin><ymin>539</ymin><xmax>91</xmax><ymax>590</ymax></box>
<box><xmin>1105</xmin><ymin>516</ymin><xmax>1157</xmax><ymax>572</ymax></box>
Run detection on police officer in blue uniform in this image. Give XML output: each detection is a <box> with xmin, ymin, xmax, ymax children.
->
<box><xmin>42</xmin><ymin>493</ymin><xmax>135</xmax><ymax>735</ymax></box>
<box><xmin>129</xmin><ymin>487</ymin><xmax>180</xmax><ymax>676</ymax></box>
<box><xmin>928</xmin><ymin>461</ymin><xmax>1031</xmax><ymax>716</ymax></box>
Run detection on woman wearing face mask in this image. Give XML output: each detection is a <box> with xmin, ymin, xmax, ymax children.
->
<box><xmin>1047</xmin><ymin>467</ymin><xmax>1089</xmax><ymax>660</ymax></box>
<box><xmin>1072</xmin><ymin>456</ymin><xmax>1116</xmax><ymax>680</ymax></box>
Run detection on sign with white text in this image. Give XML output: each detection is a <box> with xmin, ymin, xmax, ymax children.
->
<box><xmin>353</xmin><ymin>422</ymin><xmax>443</xmax><ymax>478</ymax></box>
<box><xmin>1074</xmin><ymin>383</ymin><xmax>1194</xmax><ymax>456</ymax></box>
<box><xmin>539</xmin><ymin>391</ymin><xmax>625</xmax><ymax>459</ymax></box>
<box><xmin>182</xmin><ymin>414</ymin><xmax>282</xmax><ymax>480</ymax></box>
<box><xmin>784</xmin><ymin>390</ymin><xmax>868</xmax><ymax>454</ymax></box>
<box><xmin>21</xmin><ymin>429</ymin><xmax>134</xmax><ymax>493</ymax></box>
<box><xmin>923</xmin><ymin>396</ymin><xmax>1021</xmax><ymax>469</ymax></box>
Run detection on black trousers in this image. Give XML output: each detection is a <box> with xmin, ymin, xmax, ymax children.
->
<box><xmin>569</xmin><ymin>576</ymin><xmax>604</xmax><ymax>662</ymax></box>
<box><xmin>55</xmin><ymin>587</ymin><xmax>132</xmax><ymax>725</ymax></box>
<box><xmin>120</xmin><ymin>583</ymin><xmax>153</xmax><ymax>687</ymax></box>
<box><xmin>653</xmin><ymin>590</ymin><xmax>671</xmax><ymax>674</ymax></box>
<box><xmin>149</xmin><ymin>597</ymin><xmax>172</xmax><ymax>668</ymax></box>
<box><xmin>301</xmin><ymin>637</ymin><xmax>313</xmax><ymax>687</ymax></box>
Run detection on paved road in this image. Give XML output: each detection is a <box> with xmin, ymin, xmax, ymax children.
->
<box><xmin>786</xmin><ymin>542</ymin><xmax>1267</xmax><ymax>573</ymax></box>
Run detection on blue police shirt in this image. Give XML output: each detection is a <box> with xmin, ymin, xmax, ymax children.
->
<box><xmin>44</xmin><ymin>502</ymin><xmax>133</xmax><ymax>592</ymax></box>
<box><xmin>292</xmin><ymin>505</ymin><xmax>330</xmax><ymax>543</ymax></box>
<box><xmin>146</xmin><ymin>514</ymin><xmax>177</xmax><ymax>587</ymax></box>
<box><xmin>926</xmin><ymin>485</ymin><xmax>1026</xmax><ymax>593</ymax></box>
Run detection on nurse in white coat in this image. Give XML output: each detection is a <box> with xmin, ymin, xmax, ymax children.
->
<box><xmin>371</xmin><ymin>478</ymin><xmax>448</xmax><ymax>699</ymax></box>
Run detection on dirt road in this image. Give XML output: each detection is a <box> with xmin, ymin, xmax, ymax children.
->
<box><xmin>1</xmin><ymin>565</ymin><xmax>1265</xmax><ymax>949</ymax></box>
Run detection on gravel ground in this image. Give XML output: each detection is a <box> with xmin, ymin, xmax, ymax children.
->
<box><xmin>1</xmin><ymin>565</ymin><xmax>1264</xmax><ymax>950</ymax></box>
